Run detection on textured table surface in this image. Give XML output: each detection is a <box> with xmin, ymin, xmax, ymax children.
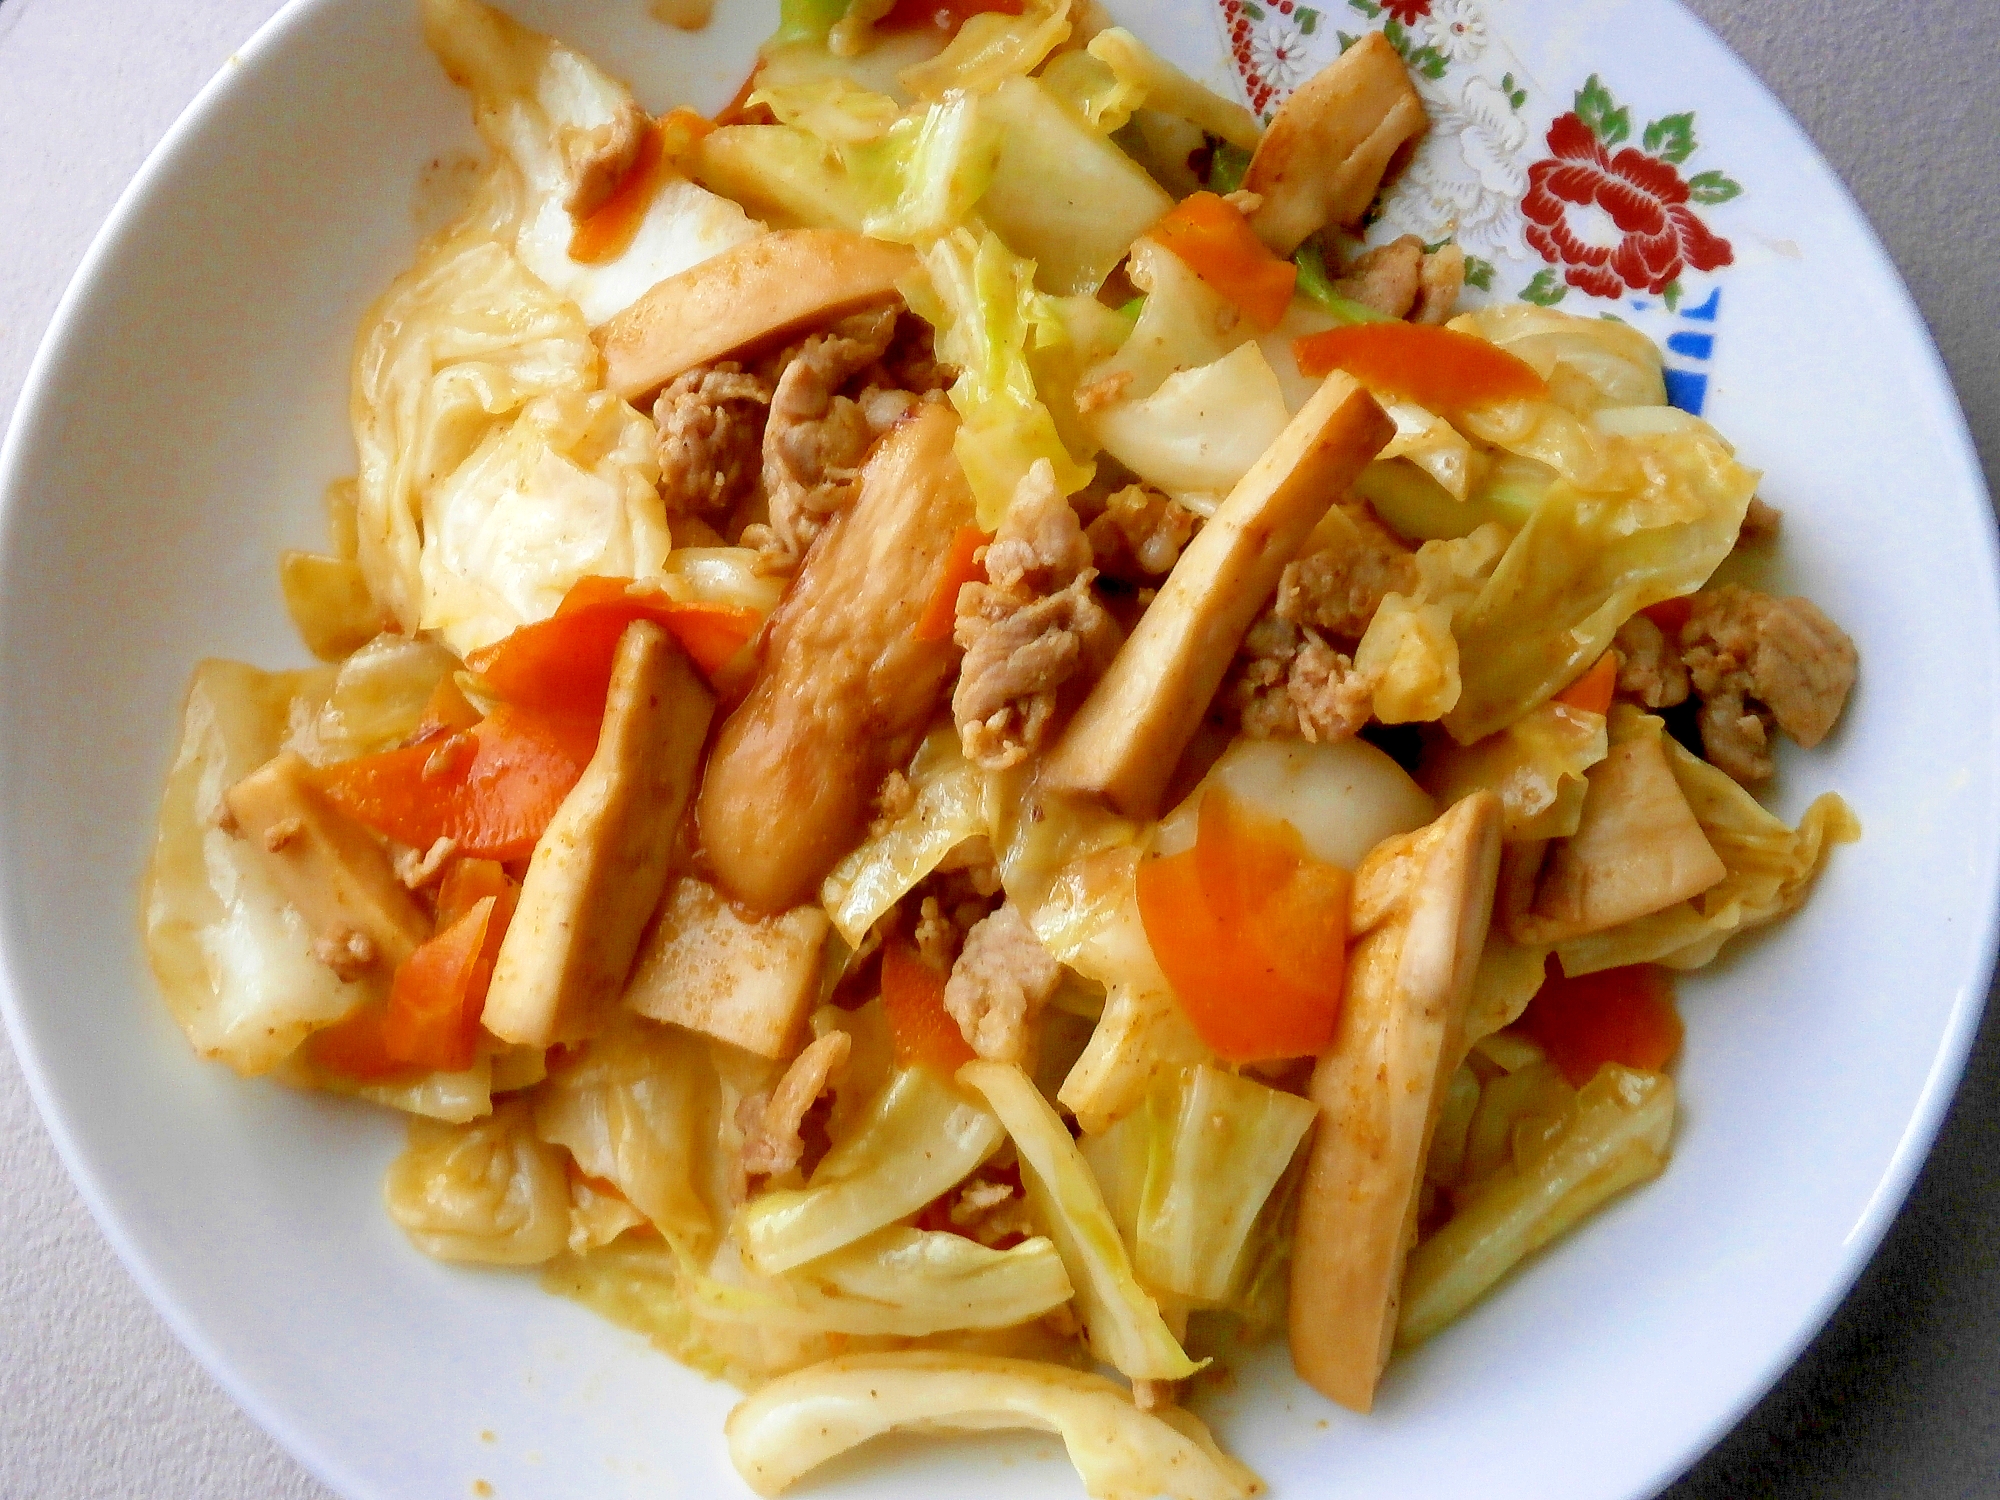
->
<box><xmin>2</xmin><ymin>0</ymin><xmax>1996</xmax><ymax>1495</ymax></box>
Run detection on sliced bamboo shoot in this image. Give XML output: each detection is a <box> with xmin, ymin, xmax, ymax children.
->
<box><xmin>1519</xmin><ymin>714</ymin><xmax>1726</xmax><ymax>944</ymax></box>
<box><xmin>698</xmin><ymin>402</ymin><xmax>977</xmax><ymax>911</ymax></box>
<box><xmin>1040</xmin><ymin>372</ymin><xmax>1392</xmax><ymax>820</ymax></box>
<box><xmin>596</xmin><ymin>228</ymin><xmax>917</xmax><ymax>404</ymax></box>
<box><xmin>222</xmin><ymin>751</ymin><xmax>430</xmax><ymax>977</ymax></box>
<box><xmin>483</xmin><ymin>621</ymin><xmax>714</xmax><ymax>1046</ymax></box>
<box><xmin>1288</xmin><ymin>788</ymin><xmax>1502</xmax><ymax>1413</ymax></box>
<box><xmin>623</xmin><ymin>876</ymin><xmax>830</xmax><ymax>1058</ymax></box>
<box><xmin>1244</xmin><ymin>31</ymin><xmax>1429</xmax><ymax>255</ymax></box>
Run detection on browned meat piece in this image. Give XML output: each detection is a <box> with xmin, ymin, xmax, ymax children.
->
<box><xmin>873</xmin><ymin>313</ymin><xmax>955</xmax><ymax>396</ymax></box>
<box><xmin>912</xmin><ymin>896</ymin><xmax>960</xmax><ymax>972</ymax></box>
<box><xmin>1229</xmin><ymin>614</ymin><xmax>1304</xmax><ymax>739</ymax></box>
<box><xmin>1738</xmin><ymin>496</ymin><xmax>1783</xmax><ymax>546</ymax></box>
<box><xmin>750</xmin><ymin>307</ymin><xmax>902</xmax><ymax>571</ymax></box>
<box><xmin>1681</xmin><ymin>584</ymin><xmax>1857</xmax><ymax>784</ymax></box>
<box><xmin>1412</xmin><ymin>244</ymin><xmax>1465</xmax><ymax>325</ymax></box>
<box><xmin>1276</xmin><ymin>506</ymin><xmax>1417</xmax><ymax>638</ymax></box>
<box><xmin>952</xmin><ymin>462</ymin><xmax>1121</xmax><ymax>771</ymax></box>
<box><xmin>1085</xmin><ymin>483</ymin><xmax>1198</xmax><ymax>580</ymax></box>
<box><xmin>1612</xmin><ymin>614</ymin><xmax>1691</xmax><ymax>710</ymax></box>
<box><xmin>652</xmin><ymin>362</ymin><xmax>771</xmax><ymax>519</ymax></box>
<box><xmin>1289</xmin><ymin>631</ymin><xmax>1375</xmax><ymax>744</ymax></box>
<box><xmin>943</xmin><ymin>903</ymin><xmax>1062</xmax><ymax>1065</ymax></box>
<box><xmin>1333</xmin><ymin>235</ymin><xmax>1424</xmax><ymax>319</ymax></box>
<box><xmin>699</xmin><ymin>403</ymin><xmax>978</xmax><ymax>911</ymax></box>
<box><xmin>739</xmin><ymin>1030</ymin><xmax>851</xmax><ymax>1178</ymax></box>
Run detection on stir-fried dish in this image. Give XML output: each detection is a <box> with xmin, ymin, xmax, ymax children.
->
<box><xmin>143</xmin><ymin>0</ymin><xmax>1861</xmax><ymax>1492</ymax></box>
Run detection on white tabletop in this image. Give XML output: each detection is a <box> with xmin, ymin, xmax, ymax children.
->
<box><xmin>2</xmin><ymin>1</ymin><xmax>1995</xmax><ymax>1496</ymax></box>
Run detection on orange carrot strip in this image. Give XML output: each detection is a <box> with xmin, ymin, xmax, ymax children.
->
<box><xmin>1150</xmin><ymin>191</ymin><xmax>1298</xmax><ymax>332</ymax></box>
<box><xmin>1552</xmin><ymin>649</ymin><xmax>1619</xmax><ymax>718</ymax></box>
<box><xmin>467</xmin><ymin>576</ymin><xmax>759</xmax><ymax>718</ymax></box>
<box><xmin>569</xmin><ymin>120</ymin><xmax>673</xmax><ymax>266</ymax></box>
<box><xmin>1292</xmin><ymin>322</ymin><xmax>1548</xmax><ymax>413</ymax></box>
<box><xmin>915</xmin><ymin>525</ymin><xmax>991</xmax><ymax>644</ymax></box>
<box><xmin>313</xmin><ymin>705</ymin><xmax>599</xmax><ymax>862</ymax></box>
<box><xmin>881</xmin><ymin>941</ymin><xmax>976</xmax><ymax>1073</ymax></box>
<box><xmin>1518</xmin><ymin>959</ymin><xmax>1684</xmax><ymax>1087</ymax></box>
<box><xmin>1138</xmin><ymin>787</ymin><xmax>1349</xmax><ymax>1062</ymax></box>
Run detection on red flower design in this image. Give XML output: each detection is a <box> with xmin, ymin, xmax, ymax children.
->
<box><xmin>1522</xmin><ymin>112</ymin><xmax>1733</xmax><ymax>298</ymax></box>
<box><xmin>1380</xmin><ymin>0</ymin><xmax>1432</xmax><ymax>23</ymax></box>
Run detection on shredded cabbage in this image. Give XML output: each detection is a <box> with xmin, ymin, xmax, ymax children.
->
<box><xmin>143</xmin><ymin>659</ymin><xmax>374</xmax><ymax>1076</ymax></box>
<box><xmin>821</xmin><ymin>727</ymin><xmax>991</xmax><ymax>948</ymax></box>
<box><xmin>1399</xmin><ymin>1065</ymin><xmax>1674</xmax><ymax>1347</ymax></box>
<box><xmin>384</xmin><ymin>1101</ymin><xmax>571</xmax><ymax>1265</ymax></box>
<box><xmin>725</xmin><ymin>1352</ymin><xmax>1260</xmax><ymax>1499</ymax></box>
<box><xmin>907</xmin><ymin>229</ymin><xmax>1094</xmax><ymax>526</ymax></box>
<box><xmin>531</xmin><ymin>1010</ymin><xmax>723</xmax><ymax>1259</ymax></box>
<box><xmin>1421</xmin><ymin>701</ymin><xmax>1609</xmax><ymax>841</ymax></box>
<box><xmin>418</xmin><ymin>388</ymin><xmax>669</xmax><ymax>655</ymax></box>
<box><xmin>289</xmin><ymin>634</ymin><xmax>459</xmax><ymax>767</ymax></box>
<box><xmin>975</xmin><ymin>77</ymin><xmax>1173</xmax><ymax>297</ymax></box>
<box><xmin>1442</xmin><ymin>419</ymin><xmax>1756</xmax><ymax>742</ymax></box>
<box><xmin>1079</xmin><ymin>1064</ymin><xmax>1317</xmax><ymax>1305</ymax></box>
<box><xmin>959</xmin><ymin>1061</ymin><xmax>1200</xmax><ymax>1381</ymax></box>
<box><xmin>735</xmin><ymin>1065</ymin><xmax>1005</xmax><ymax>1273</ymax></box>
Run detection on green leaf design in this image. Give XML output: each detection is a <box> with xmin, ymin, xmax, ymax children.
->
<box><xmin>1642</xmin><ymin>112</ymin><xmax>1697</xmax><ymax>164</ymax></box>
<box><xmin>1242</xmin><ymin>2</ymin><xmax>1265</xmax><ymax>18</ymax></box>
<box><xmin>1463</xmin><ymin>255</ymin><xmax>1495</xmax><ymax>292</ymax></box>
<box><xmin>1500</xmin><ymin>72</ymin><xmax>1527</xmax><ymax>110</ymax></box>
<box><xmin>1410</xmin><ymin>44</ymin><xmax>1448</xmax><ymax>79</ymax></box>
<box><xmin>1662</xmin><ymin>279</ymin><xmax>1683</xmax><ymax>313</ymax></box>
<box><xmin>1347</xmin><ymin>0</ymin><xmax>1382</xmax><ymax>16</ymax></box>
<box><xmin>1687</xmin><ymin>170</ymin><xmax>1744</xmax><ymax>205</ymax></box>
<box><xmin>1298</xmin><ymin>7</ymin><xmax>1319</xmax><ymax>33</ymax></box>
<box><xmin>1521</xmin><ymin>268</ymin><xmax>1568</xmax><ymax>307</ymax></box>
<box><xmin>1382</xmin><ymin>16</ymin><xmax>1406</xmax><ymax>47</ymax></box>
<box><xmin>1575</xmin><ymin>75</ymin><xmax>1630</xmax><ymax>147</ymax></box>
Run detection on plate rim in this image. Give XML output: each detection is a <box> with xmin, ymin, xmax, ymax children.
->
<box><xmin>0</xmin><ymin>1</ymin><xmax>1994</xmax><ymax>1496</ymax></box>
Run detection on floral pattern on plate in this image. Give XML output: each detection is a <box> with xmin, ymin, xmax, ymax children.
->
<box><xmin>1215</xmin><ymin>0</ymin><xmax>1747</xmax><ymax>412</ymax></box>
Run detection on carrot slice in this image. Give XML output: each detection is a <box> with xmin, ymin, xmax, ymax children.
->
<box><xmin>881</xmin><ymin>941</ymin><xmax>976</xmax><ymax>1073</ymax></box>
<box><xmin>1293</xmin><ymin>322</ymin><xmax>1547</xmax><ymax>413</ymax></box>
<box><xmin>1149</xmin><ymin>191</ymin><xmax>1299</xmax><ymax>332</ymax></box>
<box><xmin>467</xmin><ymin>576</ymin><xmax>758</xmax><ymax>718</ymax></box>
<box><xmin>915</xmin><ymin>525</ymin><xmax>991</xmax><ymax>644</ymax></box>
<box><xmin>569</xmin><ymin>119</ymin><xmax>674</xmax><ymax>266</ymax></box>
<box><xmin>1139</xmin><ymin>787</ymin><xmax>1349</xmax><ymax>1062</ymax></box>
<box><xmin>382</xmin><ymin>890</ymin><xmax>515</xmax><ymax>1073</ymax></box>
<box><xmin>1518</xmin><ymin>959</ymin><xmax>1684</xmax><ymax>1087</ymax></box>
<box><xmin>313</xmin><ymin>704</ymin><xmax>600</xmax><ymax>862</ymax></box>
<box><xmin>1552</xmin><ymin>649</ymin><xmax>1619</xmax><ymax>717</ymax></box>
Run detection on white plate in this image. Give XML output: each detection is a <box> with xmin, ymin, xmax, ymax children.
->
<box><xmin>1</xmin><ymin>1</ymin><xmax>1993</xmax><ymax>1497</ymax></box>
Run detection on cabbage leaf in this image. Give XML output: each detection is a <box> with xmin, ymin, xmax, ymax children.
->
<box><xmin>1078</xmin><ymin>1064</ymin><xmax>1316</xmax><ymax>1305</ymax></box>
<box><xmin>144</xmin><ymin>659</ymin><xmax>374</xmax><ymax>1076</ymax></box>
<box><xmin>959</xmin><ymin>1061</ymin><xmax>1200</xmax><ymax>1381</ymax></box>
<box><xmin>418</xmin><ymin>388</ymin><xmax>669</xmax><ymax>655</ymax></box>
<box><xmin>725</xmin><ymin>1351</ymin><xmax>1260</xmax><ymax>1500</ymax></box>
<box><xmin>906</xmin><ymin>229</ymin><xmax>1094</xmax><ymax>526</ymax></box>
<box><xmin>1399</xmin><ymin>1065</ymin><xmax>1674</xmax><ymax>1347</ymax></box>
<box><xmin>1090</xmin><ymin>341</ymin><xmax>1291</xmax><ymax>513</ymax></box>
<box><xmin>821</xmin><ymin>727</ymin><xmax>991</xmax><ymax>948</ymax></box>
<box><xmin>384</xmin><ymin>1101</ymin><xmax>572</xmax><ymax>1265</ymax></box>
<box><xmin>735</xmin><ymin>1065</ymin><xmax>1005</xmax><ymax>1273</ymax></box>
<box><xmin>531</xmin><ymin>1010</ymin><xmax>723</xmax><ymax>1259</ymax></box>
<box><xmin>1420</xmin><ymin>700</ymin><xmax>1608</xmax><ymax>842</ymax></box>
<box><xmin>1442</xmin><ymin>419</ymin><xmax>1756</xmax><ymax>742</ymax></box>
<box><xmin>692</xmin><ymin>1227</ymin><xmax>1073</xmax><ymax>1337</ymax></box>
